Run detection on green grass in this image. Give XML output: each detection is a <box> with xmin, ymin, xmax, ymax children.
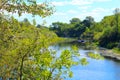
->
<box><xmin>113</xmin><ymin>48</ymin><xmax>120</xmax><ymax>54</ymax></box>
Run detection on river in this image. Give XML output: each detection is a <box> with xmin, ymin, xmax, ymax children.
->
<box><xmin>49</xmin><ymin>42</ymin><xmax>120</xmax><ymax>80</ymax></box>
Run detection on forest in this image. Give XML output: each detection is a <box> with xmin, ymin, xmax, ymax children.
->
<box><xmin>49</xmin><ymin>8</ymin><xmax>120</xmax><ymax>49</ymax></box>
<box><xmin>0</xmin><ymin>0</ymin><xmax>120</xmax><ymax>80</ymax></box>
<box><xmin>0</xmin><ymin>0</ymin><xmax>90</xmax><ymax>80</ymax></box>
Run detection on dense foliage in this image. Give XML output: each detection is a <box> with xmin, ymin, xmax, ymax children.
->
<box><xmin>49</xmin><ymin>16</ymin><xmax>94</xmax><ymax>38</ymax></box>
<box><xmin>0</xmin><ymin>0</ymin><xmax>53</xmax><ymax>17</ymax></box>
<box><xmin>0</xmin><ymin>14</ymin><xmax>90</xmax><ymax>80</ymax></box>
<box><xmin>0</xmin><ymin>15</ymin><xmax>59</xmax><ymax>79</ymax></box>
<box><xmin>50</xmin><ymin>8</ymin><xmax>120</xmax><ymax>49</ymax></box>
<box><xmin>82</xmin><ymin>8</ymin><xmax>120</xmax><ymax>49</ymax></box>
<box><xmin>0</xmin><ymin>0</ymin><xmax>115</xmax><ymax>80</ymax></box>
<box><xmin>0</xmin><ymin>0</ymin><xmax>91</xmax><ymax>80</ymax></box>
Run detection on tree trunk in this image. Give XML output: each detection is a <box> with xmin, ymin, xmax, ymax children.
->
<box><xmin>20</xmin><ymin>58</ymin><xmax>24</xmax><ymax>80</ymax></box>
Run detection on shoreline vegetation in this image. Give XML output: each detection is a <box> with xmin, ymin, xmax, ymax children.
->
<box><xmin>49</xmin><ymin>8</ymin><xmax>120</xmax><ymax>62</ymax></box>
<box><xmin>99</xmin><ymin>48</ymin><xmax>120</xmax><ymax>61</ymax></box>
<box><xmin>62</xmin><ymin>39</ymin><xmax>120</xmax><ymax>61</ymax></box>
<box><xmin>0</xmin><ymin>0</ymin><xmax>120</xmax><ymax>79</ymax></box>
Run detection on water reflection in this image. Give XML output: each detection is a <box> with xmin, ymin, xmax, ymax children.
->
<box><xmin>49</xmin><ymin>42</ymin><xmax>120</xmax><ymax>80</ymax></box>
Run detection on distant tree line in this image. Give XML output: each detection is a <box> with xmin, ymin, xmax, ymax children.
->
<box><xmin>82</xmin><ymin>8</ymin><xmax>120</xmax><ymax>49</ymax></box>
<box><xmin>49</xmin><ymin>16</ymin><xmax>94</xmax><ymax>38</ymax></box>
<box><xmin>49</xmin><ymin>8</ymin><xmax>120</xmax><ymax>49</ymax></box>
<box><xmin>0</xmin><ymin>0</ymin><xmax>91</xmax><ymax>80</ymax></box>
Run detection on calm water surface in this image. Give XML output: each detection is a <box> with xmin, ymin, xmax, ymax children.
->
<box><xmin>49</xmin><ymin>43</ymin><xmax>120</xmax><ymax>80</ymax></box>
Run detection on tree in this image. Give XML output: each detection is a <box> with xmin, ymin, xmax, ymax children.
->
<box><xmin>50</xmin><ymin>17</ymin><xmax>94</xmax><ymax>38</ymax></box>
<box><xmin>82</xmin><ymin>16</ymin><xmax>94</xmax><ymax>27</ymax></box>
<box><xmin>0</xmin><ymin>16</ymin><xmax>91</xmax><ymax>80</ymax></box>
<box><xmin>0</xmin><ymin>16</ymin><xmax>62</xmax><ymax>79</ymax></box>
<box><xmin>114</xmin><ymin>8</ymin><xmax>120</xmax><ymax>37</ymax></box>
<box><xmin>0</xmin><ymin>1</ymin><xmax>103</xmax><ymax>80</ymax></box>
<box><xmin>70</xmin><ymin>18</ymin><xmax>81</xmax><ymax>24</ymax></box>
<box><xmin>80</xmin><ymin>9</ymin><xmax>120</xmax><ymax>49</ymax></box>
<box><xmin>0</xmin><ymin>0</ymin><xmax>53</xmax><ymax>17</ymax></box>
<box><xmin>0</xmin><ymin>0</ymin><xmax>53</xmax><ymax>80</ymax></box>
<box><xmin>50</xmin><ymin>22</ymin><xmax>71</xmax><ymax>37</ymax></box>
<box><xmin>114</xmin><ymin>8</ymin><xmax>120</xmax><ymax>48</ymax></box>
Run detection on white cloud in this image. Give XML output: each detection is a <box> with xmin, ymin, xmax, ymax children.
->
<box><xmin>51</xmin><ymin>1</ymin><xmax>68</xmax><ymax>6</ymax></box>
<box><xmin>70</xmin><ymin>0</ymin><xmax>112</xmax><ymax>5</ymax></box>
<box><xmin>67</xmin><ymin>10</ymin><xmax>78</xmax><ymax>14</ymax></box>
<box><xmin>70</xmin><ymin>0</ymin><xmax>92</xmax><ymax>6</ymax></box>
<box><xmin>51</xmin><ymin>0</ymin><xmax>111</xmax><ymax>6</ymax></box>
<box><xmin>51</xmin><ymin>0</ymin><xmax>91</xmax><ymax>6</ymax></box>
<box><xmin>92</xmin><ymin>8</ymin><xmax>107</xmax><ymax>13</ymax></box>
<box><xmin>54</xmin><ymin>12</ymin><xmax>67</xmax><ymax>16</ymax></box>
<box><xmin>78</xmin><ymin>6</ymin><xmax>91</xmax><ymax>10</ymax></box>
<box><xmin>90</xmin><ymin>0</ymin><xmax>112</xmax><ymax>2</ymax></box>
<box><xmin>75</xmin><ymin>8</ymin><xmax>111</xmax><ymax>21</ymax></box>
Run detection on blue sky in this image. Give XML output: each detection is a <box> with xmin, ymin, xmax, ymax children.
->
<box><xmin>13</xmin><ymin>0</ymin><xmax>120</xmax><ymax>26</ymax></box>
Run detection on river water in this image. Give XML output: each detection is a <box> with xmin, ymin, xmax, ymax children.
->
<box><xmin>49</xmin><ymin>42</ymin><xmax>120</xmax><ymax>80</ymax></box>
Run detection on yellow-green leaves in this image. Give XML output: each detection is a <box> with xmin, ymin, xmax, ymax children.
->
<box><xmin>113</xmin><ymin>48</ymin><xmax>120</xmax><ymax>54</ymax></box>
<box><xmin>71</xmin><ymin>45</ymin><xmax>78</xmax><ymax>51</ymax></box>
<box><xmin>69</xmin><ymin>71</ymin><xmax>73</xmax><ymax>78</ymax></box>
<box><xmin>0</xmin><ymin>16</ymin><xmax>59</xmax><ymax>79</ymax></box>
<box><xmin>80</xmin><ymin>58</ymin><xmax>88</xmax><ymax>65</ymax></box>
<box><xmin>88</xmin><ymin>52</ymin><xmax>104</xmax><ymax>60</ymax></box>
<box><xmin>71</xmin><ymin>45</ymin><xmax>80</xmax><ymax>56</ymax></box>
<box><xmin>0</xmin><ymin>0</ymin><xmax>53</xmax><ymax>17</ymax></box>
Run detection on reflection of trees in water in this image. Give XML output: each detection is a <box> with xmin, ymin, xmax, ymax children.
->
<box><xmin>52</xmin><ymin>41</ymin><xmax>96</xmax><ymax>51</ymax></box>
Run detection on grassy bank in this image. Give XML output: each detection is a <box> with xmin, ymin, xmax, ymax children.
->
<box><xmin>112</xmin><ymin>48</ymin><xmax>120</xmax><ymax>54</ymax></box>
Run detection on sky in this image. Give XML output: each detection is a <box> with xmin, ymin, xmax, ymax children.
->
<box><xmin>13</xmin><ymin>0</ymin><xmax>120</xmax><ymax>26</ymax></box>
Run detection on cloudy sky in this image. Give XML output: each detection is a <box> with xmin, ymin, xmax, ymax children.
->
<box><xmin>14</xmin><ymin>0</ymin><xmax>120</xmax><ymax>26</ymax></box>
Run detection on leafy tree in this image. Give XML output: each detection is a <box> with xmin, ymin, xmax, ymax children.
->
<box><xmin>0</xmin><ymin>1</ymin><xmax>104</xmax><ymax>80</ymax></box>
<box><xmin>50</xmin><ymin>22</ymin><xmax>71</xmax><ymax>37</ymax></box>
<box><xmin>114</xmin><ymin>8</ymin><xmax>120</xmax><ymax>48</ymax></box>
<box><xmin>0</xmin><ymin>0</ymin><xmax>53</xmax><ymax>17</ymax></box>
<box><xmin>0</xmin><ymin>0</ymin><xmax>53</xmax><ymax>79</ymax></box>
<box><xmin>50</xmin><ymin>17</ymin><xmax>94</xmax><ymax>38</ymax></box>
<box><xmin>0</xmin><ymin>1</ymin><xmax>88</xmax><ymax>80</ymax></box>
<box><xmin>98</xmin><ymin>8</ymin><xmax>120</xmax><ymax>48</ymax></box>
<box><xmin>0</xmin><ymin>16</ymin><xmax>61</xmax><ymax>79</ymax></box>
<box><xmin>82</xmin><ymin>16</ymin><xmax>94</xmax><ymax>27</ymax></box>
<box><xmin>114</xmin><ymin>8</ymin><xmax>120</xmax><ymax>31</ymax></box>
<box><xmin>81</xmin><ymin>8</ymin><xmax>120</xmax><ymax>49</ymax></box>
<box><xmin>70</xmin><ymin>18</ymin><xmax>81</xmax><ymax>24</ymax></box>
<box><xmin>0</xmin><ymin>16</ymin><xmax>91</xmax><ymax>80</ymax></box>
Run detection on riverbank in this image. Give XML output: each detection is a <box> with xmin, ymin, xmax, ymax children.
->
<box><xmin>99</xmin><ymin>48</ymin><xmax>120</xmax><ymax>61</ymax></box>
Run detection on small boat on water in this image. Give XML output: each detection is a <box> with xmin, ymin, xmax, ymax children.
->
<box><xmin>77</xmin><ymin>40</ymin><xmax>86</xmax><ymax>43</ymax></box>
